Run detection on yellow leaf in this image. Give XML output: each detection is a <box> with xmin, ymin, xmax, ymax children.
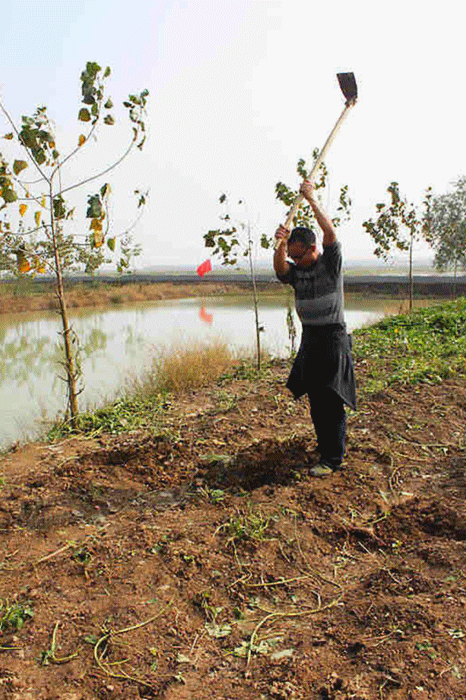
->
<box><xmin>34</xmin><ymin>211</ymin><xmax>41</xmax><ymax>227</ymax></box>
<box><xmin>19</xmin><ymin>204</ymin><xmax>28</xmax><ymax>217</ymax></box>
<box><xmin>17</xmin><ymin>253</ymin><xmax>31</xmax><ymax>273</ymax></box>
<box><xmin>107</xmin><ymin>237</ymin><xmax>116</xmax><ymax>252</ymax></box>
<box><xmin>3</xmin><ymin>132</ymin><xmax>14</xmax><ymax>140</ymax></box>
<box><xmin>78</xmin><ymin>134</ymin><xmax>86</xmax><ymax>147</ymax></box>
<box><xmin>89</xmin><ymin>218</ymin><xmax>103</xmax><ymax>232</ymax></box>
<box><xmin>33</xmin><ymin>257</ymin><xmax>46</xmax><ymax>274</ymax></box>
<box><xmin>41</xmin><ymin>196</ymin><xmax>46</xmax><ymax>208</ymax></box>
<box><xmin>93</xmin><ymin>230</ymin><xmax>104</xmax><ymax>248</ymax></box>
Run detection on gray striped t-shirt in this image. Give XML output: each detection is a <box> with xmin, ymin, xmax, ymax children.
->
<box><xmin>276</xmin><ymin>241</ymin><xmax>345</xmax><ymax>326</ymax></box>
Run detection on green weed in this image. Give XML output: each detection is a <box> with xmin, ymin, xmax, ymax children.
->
<box><xmin>220</xmin><ymin>506</ymin><xmax>273</xmax><ymax>545</ymax></box>
<box><xmin>0</xmin><ymin>599</ymin><xmax>33</xmax><ymax>632</ymax></box>
<box><xmin>199</xmin><ymin>485</ymin><xmax>226</xmax><ymax>504</ymax></box>
<box><xmin>353</xmin><ymin>298</ymin><xmax>466</xmax><ymax>396</ymax></box>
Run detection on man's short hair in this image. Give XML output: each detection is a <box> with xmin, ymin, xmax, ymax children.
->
<box><xmin>289</xmin><ymin>226</ymin><xmax>316</xmax><ymax>247</ymax></box>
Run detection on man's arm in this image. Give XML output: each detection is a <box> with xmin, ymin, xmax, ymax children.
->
<box><xmin>273</xmin><ymin>224</ymin><xmax>290</xmax><ymax>277</ymax></box>
<box><xmin>300</xmin><ymin>180</ymin><xmax>337</xmax><ymax>246</ymax></box>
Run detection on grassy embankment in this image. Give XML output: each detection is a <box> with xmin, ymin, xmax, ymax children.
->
<box><xmin>48</xmin><ymin>298</ymin><xmax>466</xmax><ymax>440</ymax></box>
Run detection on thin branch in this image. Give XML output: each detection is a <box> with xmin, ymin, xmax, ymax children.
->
<box><xmin>57</xmin><ymin>135</ymin><xmax>135</xmax><ymax>197</ymax></box>
<box><xmin>117</xmin><ymin>204</ymin><xmax>145</xmax><ymax>238</ymax></box>
<box><xmin>12</xmin><ymin>178</ymin><xmax>48</xmax><ymax>209</ymax></box>
<box><xmin>2</xmin><ymin>224</ymin><xmax>50</xmax><ymax>237</ymax></box>
<box><xmin>50</xmin><ymin>116</ymin><xmax>100</xmax><ymax>180</ymax></box>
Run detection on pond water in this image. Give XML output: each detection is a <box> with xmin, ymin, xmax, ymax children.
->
<box><xmin>0</xmin><ymin>293</ymin><xmax>422</xmax><ymax>447</ymax></box>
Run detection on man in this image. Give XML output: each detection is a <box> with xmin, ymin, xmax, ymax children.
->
<box><xmin>274</xmin><ymin>180</ymin><xmax>356</xmax><ymax>476</ymax></box>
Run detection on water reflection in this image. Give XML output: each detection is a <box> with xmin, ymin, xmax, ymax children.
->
<box><xmin>199</xmin><ymin>306</ymin><xmax>214</xmax><ymax>325</ymax></box>
<box><xmin>0</xmin><ymin>294</ymin><xmax>430</xmax><ymax>447</ymax></box>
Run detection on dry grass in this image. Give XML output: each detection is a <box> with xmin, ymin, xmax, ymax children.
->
<box><xmin>132</xmin><ymin>339</ymin><xmax>237</xmax><ymax>396</ymax></box>
<box><xmin>0</xmin><ymin>282</ymin><xmax>249</xmax><ymax>315</ymax></box>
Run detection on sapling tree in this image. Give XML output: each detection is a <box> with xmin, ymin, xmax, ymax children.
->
<box><xmin>0</xmin><ymin>61</ymin><xmax>148</xmax><ymax>425</ymax></box>
<box><xmin>274</xmin><ymin>154</ymin><xmax>352</xmax><ymax>234</ymax></box>
<box><xmin>204</xmin><ymin>196</ymin><xmax>265</xmax><ymax>369</ymax></box>
<box><xmin>362</xmin><ymin>182</ymin><xmax>432</xmax><ymax>311</ymax></box>
<box><xmin>425</xmin><ymin>176</ymin><xmax>466</xmax><ymax>293</ymax></box>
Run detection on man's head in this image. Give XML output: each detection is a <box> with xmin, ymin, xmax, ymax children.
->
<box><xmin>287</xmin><ymin>226</ymin><xmax>319</xmax><ymax>268</ymax></box>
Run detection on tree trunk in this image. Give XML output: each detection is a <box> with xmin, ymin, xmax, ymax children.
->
<box><xmin>50</xmin><ymin>202</ymin><xmax>80</xmax><ymax>425</ymax></box>
<box><xmin>408</xmin><ymin>232</ymin><xmax>414</xmax><ymax>312</ymax></box>
<box><xmin>247</xmin><ymin>225</ymin><xmax>261</xmax><ymax>370</ymax></box>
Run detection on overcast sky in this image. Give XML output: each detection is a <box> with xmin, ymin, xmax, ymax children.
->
<box><xmin>1</xmin><ymin>0</ymin><xmax>465</xmax><ymax>270</ymax></box>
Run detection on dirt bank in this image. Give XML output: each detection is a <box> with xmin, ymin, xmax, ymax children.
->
<box><xmin>0</xmin><ymin>356</ymin><xmax>465</xmax><ymax>699</ymax></box>
<box><xmin>0</xmin><ymin>282</ymin><xmax>255</xmax><ymax>315</ymax></box>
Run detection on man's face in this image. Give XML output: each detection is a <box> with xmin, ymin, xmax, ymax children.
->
<box><xmin>287</xmin><ymin>241</ymin><xmax>319</xmax><ymax>269</ymax></box>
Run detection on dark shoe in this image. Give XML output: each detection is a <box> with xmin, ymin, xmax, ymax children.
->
<box><xmin>309</xmin><ymin>463</ymin><xmax>334</xmax><ymax>477</ymax></box>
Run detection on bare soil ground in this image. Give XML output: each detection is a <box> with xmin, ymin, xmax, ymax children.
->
<box><xmin>1</xmin><ymin>358</ymin><xmax>466</xmax><ymax>699</ymax></box>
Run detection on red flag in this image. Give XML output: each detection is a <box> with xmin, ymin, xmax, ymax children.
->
<box><xmin>196</xmin><ymin>259</ymin><xmax>212</xmax><ymax>277</ymax></box>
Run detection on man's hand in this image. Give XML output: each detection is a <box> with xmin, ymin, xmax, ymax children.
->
<box><xmin>300</xmin><ymin>179</ymin><xmax>316</xmax><ymax>203</ymax></box>
<box><xmin>274</xmin><ymin>224</ymin><xmax>290</xmax><ymax>248</ymax></box>
<box><xmin>300</xmin><ymin>179</ymin><xmax>337</xmax><ymax>246</ymax></box>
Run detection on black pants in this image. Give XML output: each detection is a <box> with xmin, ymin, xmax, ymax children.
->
<box><xmin>308</xmin><ymin>387</ymin><xmax>346</xmax><ymax>469</ymax></box>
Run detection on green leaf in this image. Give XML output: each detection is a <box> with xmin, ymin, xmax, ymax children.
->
<box><xmin>86</xmin><ymin>194</ymin><xmax>103</xmax><ymax>219</ymax></box>
<box><xmin>13</xmin><ymin>160</ymin><xmax>28</xmax><ymax>176</ymax></box>
<box><xmin>2</xmin><ymin>188</ymin><xmax>17</xmax><ymax>203</ymax></box>
<box><xmin>107</xmin><ymin>237</ymin><xmax>116</xmax><ymax>252</ymax></box>
<box><xmin>78</xmin><ymin>108</ymin><xmax>91</xmax><ymax>122</ymax></box>
<box><xmin>104</xmin><ymin>115</ymin><xmax>115</xmax><ymax>126</ymax></box>
<box><xmin>3</xmin><ymin>133</ymin><xmax>14</xmax><ymax>140</ymax></box>
<box><xmin>104</xmin><ymin>98</ymin><xmax>113</xmax><ymax>109</ymax></box>
<box><xmin>53</xmin><ymin>195</ymin><xmax>66</xmax><ymax>220</ymax></box>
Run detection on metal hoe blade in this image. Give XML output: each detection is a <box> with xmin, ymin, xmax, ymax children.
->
<box><xmin>337</xmin><ymin>72</ymin><xmax>358</xmax><ymax>105</ymax></box>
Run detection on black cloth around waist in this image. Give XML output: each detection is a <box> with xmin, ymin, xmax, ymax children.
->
<box><xmin>286</xmin><ymin>324</ymin><xmax>357</xmax><ymax>410</ymax></box>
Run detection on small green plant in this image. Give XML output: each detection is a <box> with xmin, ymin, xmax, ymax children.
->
<box><xmin>221</xmin><ymin>506</ymin><xmax>272</xmax><ymax>545</ymax></box>
<box><xmin>199</xmin><ymin>486</ymin><xmax>226</xmax><ymax>504</ymax></box>
<box><xmin>150</xmin><ymin>534</ymin><xmax>171</xmax><ymax>556</ymax></box>
<box><xmin>0</xmin><ymin>599</ymin><xmax>33</xmax><ymax>632</ymax></box>
<box><xmin>72</xmin><ymin>546</ymin><xmax>92</xmax><ymax>564</ymax></box>
<box><xmin>192</xmin><ymin>590</ymin><xmax>221</xmax><ymax>622</ymax></box>
<box><xmin>415</xmin><ymin>641</ymin><xmax>438</xmax><ymax>659</ymax></box>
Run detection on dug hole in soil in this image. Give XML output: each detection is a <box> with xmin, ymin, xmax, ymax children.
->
<box><xmin>0</xmin><ymin>358</ymin><xmax>466</xmax><ymax>699</ymax></box>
